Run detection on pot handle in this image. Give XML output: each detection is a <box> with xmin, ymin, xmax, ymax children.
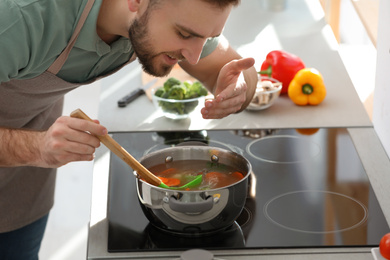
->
<box><xmin>169</xmin><ymin>196</ymin><xmax>213</xmax><ymax>214</ymax></box>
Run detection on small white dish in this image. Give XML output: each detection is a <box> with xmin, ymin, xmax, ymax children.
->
<box><xmin>246</xmin><ymin>76</ymin><xmax>282</xmax><ymax>111</ymax></box>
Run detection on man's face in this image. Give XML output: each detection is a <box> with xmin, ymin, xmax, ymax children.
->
<box><xmin>128</xmin><ymin>0</ymin><xmax>232</xmax><ymax>77</ymax></box>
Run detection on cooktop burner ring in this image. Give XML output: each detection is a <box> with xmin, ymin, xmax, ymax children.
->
<box><xmin>246</xmin><ymin>135</ymin><xmax>321</xmax><ymax>164</ymax></box>
<box><xmin>263</xmin><ymin>190</ymin><xmax>369</xmax><ymax>234</ymax></box>
<box><xmin>236</xmin><ymin>205</ymin><xmax>253</xmax><ymax>228</ymax></box>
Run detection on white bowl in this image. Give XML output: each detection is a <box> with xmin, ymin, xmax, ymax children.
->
<box><xmin>152</xmin><ymin>89</ymin><xmax>205</xmax><ymax>119</ymax></box>
<box><xmin>246</xmin><ymin>76</ymin><xmax>282</xmax><ymax>111</ymax></box>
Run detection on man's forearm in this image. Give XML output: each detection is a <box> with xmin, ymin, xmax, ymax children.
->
<box><xmin>0</xmin><ymin>127</ymin><xmax>43</xmax><ymax>167</ymax></box>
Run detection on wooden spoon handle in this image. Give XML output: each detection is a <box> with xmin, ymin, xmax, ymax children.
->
<box><xmin>70</xmin><ymin>109</ymin><xmax>161</xmax><ymax>186</ymax></box>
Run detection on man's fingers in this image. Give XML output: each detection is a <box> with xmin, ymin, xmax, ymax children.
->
<box><xmin>68</xmin><ymin>117</ymin><xmax>107</xmax><ymax>136</ymax></box>
<box><xmin>65</xmin><ymin>129</ymin><xmax>101</xmax><ymax>149</ymax></box>
<box><xmin>215</xmin><ymin>80</ymin><xmax>247</xmax><ymax>102</ymax></box>
<box><xmin>231</xmin><ymin>57</ymin><xmax>255</xmax><ymax>72</ymax></box>
<box><xmin>201</xmin><ymin>96</ymin><xmax>244</xmax><ymax>119</ymax></box>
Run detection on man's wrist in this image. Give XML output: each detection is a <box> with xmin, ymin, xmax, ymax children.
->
<box><xmin>237</xmin><ymin>69</ymin><xmax>257</xmax><ymax>113</ymax></box>
<box><xmin>0</xmin><ymin>128</ymin><xmax>43</xmax><ymax>167</ymax></box>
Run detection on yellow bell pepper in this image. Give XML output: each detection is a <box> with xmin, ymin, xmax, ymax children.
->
<box><xmin>288</xmin><ymin>68</ymin><xmax>326</xmax><ymax>106</ymax></box>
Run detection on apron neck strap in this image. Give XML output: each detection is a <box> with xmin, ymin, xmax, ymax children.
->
<box><xmin>47</xmin><ymin>0</ymin><xmax>96</xmax><ymax>75</ymax></box>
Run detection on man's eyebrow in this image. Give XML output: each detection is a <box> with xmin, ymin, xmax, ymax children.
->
<box><xmin>176</xmin><ymin>24</ymin><xmax>221</xmax><ymax>38</ymax></box>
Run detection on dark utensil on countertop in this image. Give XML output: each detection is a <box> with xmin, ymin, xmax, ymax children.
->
<box><xmin>117</xmin><ymin>78</ymin><xmax>157</xmax><ymax>107</ymax></box>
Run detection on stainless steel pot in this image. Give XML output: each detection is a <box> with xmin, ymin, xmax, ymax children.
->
<box><xmin>136</xmin><ymin>145</ymin><xmax>252</xmax><ymax>235</ymax></box>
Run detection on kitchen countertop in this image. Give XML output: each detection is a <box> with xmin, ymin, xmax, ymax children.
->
<box><xmin>97</xmin><ymin>0</ymin><xmax>371</xmax><ymax>131</ymax></box>
<box><xmin>88</xmin><ymin>1</ymin><xmax>389</xmax><ymax>259</ymax></box>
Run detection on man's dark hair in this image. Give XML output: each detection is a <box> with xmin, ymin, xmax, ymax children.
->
<box><xmin>202</xmin><ymin>0</ymin><xmax>241</xmax><ymax>8</ymax></box>
<box><xmin>149</xmin><ymin>0</ymin><xmax>240</xmax><ymax>9</ymax></box>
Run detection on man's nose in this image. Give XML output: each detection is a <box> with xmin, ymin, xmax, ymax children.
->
<box><xmin>181</xmin><ymin>39</ymin><xmax>207</xmax><ymax>65</ymax></box>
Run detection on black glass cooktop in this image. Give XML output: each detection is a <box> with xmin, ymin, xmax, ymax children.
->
<box><xmin>107</xmin><ymin>128</ymin><xmax>389</xmax><ymax>252</ymax></box>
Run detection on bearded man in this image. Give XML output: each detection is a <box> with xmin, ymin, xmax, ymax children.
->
<box><xmin>0</xmin><ymin>0</ymin><xmax>257</xmax><ymax>258</ymax></box>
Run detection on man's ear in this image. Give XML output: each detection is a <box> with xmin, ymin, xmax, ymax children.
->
<box><xmin>127</xmin><ymin>0</ymin><xmax>141</xmax><ymax>12</ymax></box>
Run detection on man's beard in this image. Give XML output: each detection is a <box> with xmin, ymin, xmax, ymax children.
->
<box><xmin>128</xmin><ymin>13</ymin><xmax>173</xmax><ymax>77</ymax></box>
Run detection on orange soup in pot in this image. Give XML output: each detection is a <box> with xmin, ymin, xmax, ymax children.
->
<box><xmin>148</xmin><ymin>160</ymin><xmax>245</xmax><ymax>191</ymax></box>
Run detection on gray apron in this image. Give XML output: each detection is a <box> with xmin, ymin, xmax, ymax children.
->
<box><xmin>0</xmin><ymin>0</ymin><xmax>135</xmax><ymax>232</ymax></box>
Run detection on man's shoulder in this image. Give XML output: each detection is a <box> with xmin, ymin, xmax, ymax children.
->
<box><xmin>6</xmin><ymin>0</ymin><xmax>85</xmax><ymax>8</ymax></box>
<box><xmin>4</xmin><ymin>0</ymin><xmax>87</xmax><ymax>19</ymax></box>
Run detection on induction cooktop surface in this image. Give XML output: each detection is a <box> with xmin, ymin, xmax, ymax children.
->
<box><xmin>106</xmin><ymin>128</ymin><xmax>389</xmax><ymax>252</ymax></box>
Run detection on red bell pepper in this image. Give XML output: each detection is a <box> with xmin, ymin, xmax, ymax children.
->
<box><xmin>259</xmin><ymin>50</ymin><xmax>305</xmax><ymax>94</ymax></box>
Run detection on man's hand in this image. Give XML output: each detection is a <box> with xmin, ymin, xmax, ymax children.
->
<box><xmin>201</xmin><ymin>57</ymin><xmax>256</xmax><ymax>119</ymax></box>
<box><xmin>0</xmin><ymin>116</ymin><xmax>107</xmax><ymax>168</ymax></box>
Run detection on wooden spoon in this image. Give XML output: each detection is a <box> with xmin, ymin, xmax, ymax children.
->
<box><xmin>70</xmin><ymin>109</ymin><xmax>169</xmax><ymax>188</ymax></box>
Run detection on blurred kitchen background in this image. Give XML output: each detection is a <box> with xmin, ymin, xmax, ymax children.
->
<box><xmin>38</xmin><ymin>0</ymin><xmax>378</xmax><ymax>259</ymax></box>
